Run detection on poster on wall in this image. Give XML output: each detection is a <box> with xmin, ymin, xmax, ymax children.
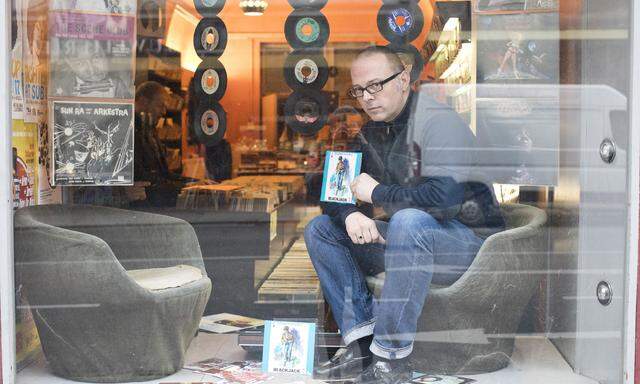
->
<box><xmin>11</xmin><ymin>0</ymin><xmax>24</xmax><ymax>120</ymax></box>
<box><xmin>37</xmin><ymin>122</ymin><xmax>61</xmax><ymax>204</ymax></box>
<box><xmin>475</xmin><ymin>0</ymin><xmax>557</xmax><ymax>12</ymax></box>
<box><xmin>476</xmin><ymin>13</ymin><xmax>558</xmax><ymax>83</ymax></box>
<box><xmin>49</xmin><ymin>11</ymin><xmax>135</xmax><ymax>99</ymax></box>
<box><xmin>12</xmin><ymin>119</ymin><xmax>37</xmax><ymax>209</ymax></box>
<box><xmin>22</xmin><ymin>0</ymin><xmax>48</xmax><ymax>123</ymax></box>
<box><xmin>51</xmin><ymin>101</ymin><xmax>134</xmax><ymax>186</ymax></box>
<box><xmin>49</xmin><ymin>0</ymin><xmax>136</xmax><ymax>14</ymax></box>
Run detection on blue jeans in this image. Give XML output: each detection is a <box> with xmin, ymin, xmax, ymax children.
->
<box><xmin>304</xmin><ymin>208</ymin><xmax>484</xmax><ymax>359</ymax></box>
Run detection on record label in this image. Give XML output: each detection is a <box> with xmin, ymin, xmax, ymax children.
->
<box><xmin>194</xmin><ymin>58</ymin><xmax>227</xmax><ymax>100</ymax></box>
<box><xmin>201</xmin><ymin>110</ymin><xmax>220</xmax><ymax>136</ymax></box>
<box><xmin>387</xmin><ymin>8</ymin><xmax>413</xmax><ymax>35</ymax></box>
<box><xmin>284</xmin><ymin>50</ymin><xmax>329</xmax><ymax>90</ymax></box>
<box><xmin>284</xmin><ymin>89</ymin><xmax>329</xmax><ymax>135</ymax></box>
<box><xmin>296</xmin><ymin>18</ymin><xmax>320</xmax><ymax>43</ymax></box>
<box><xmin>295</xmin><ymin>59</ymin><xmax>319</xmax><ymax>84</ymax></box>
<box><xmin>377</xmin><ymin>3</ymin><xmax>424</xmax><ymax>44</ymax></box>
<box><xmin>285</xmin><ymin>10</ymin><xmax>329</xmax><ymax>49</ymax></box>
<box><xmin>202</xmin><ymin>69</ymin><xmax>221</xmax><ymax>95</ymax></box>
<box><xmin>202</xmin><ymin>27</ymin><xmax>219</xmax><ymax>51</ymax></box>
<box><xmin>194</xmin><ymin>17</ymin><xmax>228</xmax><ymax>58</ymax></box>
<box><xmin>192</xmin><ymin>101</ymin><xmax>227</xmax><ymax>145</ymax></box>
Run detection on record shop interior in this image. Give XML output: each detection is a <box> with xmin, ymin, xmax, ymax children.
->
<box><xmin>13</xmin><ymin>0</ymin><xmax>626</xmax><ymax>383</ymax></box>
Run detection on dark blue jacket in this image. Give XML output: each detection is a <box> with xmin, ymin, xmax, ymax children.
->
<box><xmin>322</xmin><ymin>92</ymin><xmax>505</xmax><ymax>238</ymax></box>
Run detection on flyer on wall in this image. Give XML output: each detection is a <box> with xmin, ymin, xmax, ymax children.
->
<box><xmin>22</xmin><ymin>0</ymin><xmax>48</xmax><ymax>123</ymax></box>
<box><xmin>11</xmin><ymin>0</ymin><xmax>24</xmax><ymax>120</ymax></box>
<box><xmin>320</xmin><ymin>150</ymin><xmax>362</xmax><ymax>205</ymax></box>
<box><xmin>262</xmin><ymin>320</ymin><xmax>316</xmax><ymax>375</ymax></box>
<box><xmin>49</xmin><ymin>10</ymin><xmax>135</xmax><ymax>99</ymax></box>
<box><xmin>51</xmin><ymin>101</ymin><xmax>134</xmax><ymax>186</ymax></box>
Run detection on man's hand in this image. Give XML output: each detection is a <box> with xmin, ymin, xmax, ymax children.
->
<box><xmin>345</xmin><ymin>212</ymin><xmax>386</xmax><ymax>245</ymax></box>
<box><xmin>350</xmin><ymin>173</ymin><xmax>379</xmax><ymax>204</ymax></box>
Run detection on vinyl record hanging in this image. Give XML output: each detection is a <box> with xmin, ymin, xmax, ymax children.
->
<box><xmin>283</xmin><ymin>49</ymin><xmax>329</xmax><ymax>90</ymax></box>
<box><xmin>287</xmin><ymin>0</ymin><xmax>328</xmax><ymax>10</ymax></box>
<box><xmin>194</xmin><ymin>17</ymin><xmax>228</xmax><ymax>58</ymax></box>
<box><xmin>194</xmin><ymin>58</ymin><xmax>228</xmax><ymax>100</ymax></box>
<box><xmin>377</xmin><ymin>2</ymin><xmax>424</xmax><ymax>45</ymax></box>
<box><xmin>387</xmin><ymin>43</ymin><xmax>425</xmax><ymax>82</ymax></box>
<box><xmin>284</xmin><ymin>10</ymin><xmax>330</xmax><ymax>49</ymax></box>
<box><xmin>192</xmin><ymin>100</ymin><xmax>227</xmax><ymax>146</ymax></box>
<box><xmin>284</xmin><ymin>89</ymin><xmax>328</xmax><ymax>135</ymax></box>
<box><xmin>194</xmin><ymin>0</ymin><xmax>226</xmax><ymax>17</ymax></box>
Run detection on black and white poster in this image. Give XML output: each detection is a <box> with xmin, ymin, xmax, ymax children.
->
<box><xmin>52</xmin><ymin>101</ymin><xmax>134</xmax><ymax>186</ymax></box>
<box><xmin>49</xmin><ymin>11</ymin><xmax>135</xmax><ymax>99</ymax></box>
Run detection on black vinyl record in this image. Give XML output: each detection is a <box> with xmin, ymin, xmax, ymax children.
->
<box><xmin>387</xmin><ymin>43</ymin><xmax>424</xmax><ymax>82</ymax></box>
<box><xmin>377</xmin><ymin>2</ymin><xmax>424</xmax><ymax>44</ymax></box>
<box><xmin>192</xmin><ymin>100</ymin><xmax>227</xmax><ymax>146</ymax></box>
<box><xmin>287</xmin><ymin>0</ymin><xmax>328</xmax><ymax>10</ymax></box>
<box><xmin>284</xmin><ymin>10</ymin><xmax>330</xmax><ymax>49</ymax></box>
<box><xmin>284</xmin><ymin>89</ymin><xmax>328</xmax><ymax>135</ymax></box>
<box><xmin>194</xmin><ymin>0</ymin><xmax>226</xmax><ymax>17</ymax></box>
<box><xmin>194</xmin><ymin>58</ymin><xmax>228</xmax><ymax>100</ymax></box>
<box><xmin>194</xmin><ymin>17</ymin><xmax>228</xmax><ymax>58</ymax></box>
<box><xmin>283</xmin><ymin>50</ymin><xmax>329</xmax><ymax>90</ymax></box>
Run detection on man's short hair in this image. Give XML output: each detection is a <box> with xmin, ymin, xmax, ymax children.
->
<box><xmin>135</xmin><ymin>81</ymin><xmax>167</xmax><ymax>102</ymax></box>
<box><xmin>354</xmin><ymin>45</ymin><xmax>405</xmax><ymax>73</ymax></box>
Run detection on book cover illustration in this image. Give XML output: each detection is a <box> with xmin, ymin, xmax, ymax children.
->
<box><xmin>52</xmin><ymin>101</ymin><xmax>134</xmax><ymax>186</ymax></box>
<box><xmin>49</xmin><ymin>11</ymin><xmax>135</xmax><ymax>99</ymax></box>
<box><xmin>262</xmin><ymin>320</ymin><xmax>316</xmax><ymax>375</ymax></box>
<box><xmin>320</xmin><ymin>151</ymin><xmax>362</xmax><ymax>205</ymax></box>
<box><xmin>199</xmin><ymin>313</ymin><xmax>264</xmax><ymax>334</ymax></box>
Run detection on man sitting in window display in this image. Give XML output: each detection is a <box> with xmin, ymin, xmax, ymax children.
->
<box><xmin>304</xmin><ymin>46</ymin><xmax>505</xmax><ymax>383</ymax></box>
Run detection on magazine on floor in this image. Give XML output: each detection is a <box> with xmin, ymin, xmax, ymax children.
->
<box><xmin>320</xmin><ymin>151</ymin><xmax>362</xmax><ymax>205</ymax></box>
<box><xmin>184</xmin><ymin>357</ymin><xmax>269</xmax><ymax>384</ymax></box>
<box><xmin>199</xmin><ymin>313</ymin><xmax>264</xmax><ymax>333</ymax></box>
<box><xmin>262</xmin><ymin>320</ymin><xmax>316</xmax><ymax>375</ymax></box>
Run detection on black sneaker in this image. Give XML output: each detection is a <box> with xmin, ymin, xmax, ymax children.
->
<box><xmin>313</xmin><ymin>342</ymin><xmax>373</xmax><ymax>382</ymax></box>
<box><xmin>353</xmin><ymin>358</ymin><xmax>412</xmax><ymax>384</ymax></box>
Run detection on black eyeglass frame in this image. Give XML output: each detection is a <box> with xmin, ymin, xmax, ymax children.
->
<box><xmin>347</xmin><ymin>70</ymin><xmax>404</xmax><ymax>99</ymax></box>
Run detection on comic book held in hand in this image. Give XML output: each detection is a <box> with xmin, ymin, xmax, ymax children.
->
<box><xmin>262</xmin><ymin>320</ymin><xmax>316</xmax><ymax>376</ymax></box>
<box><xmin>320</xmin><ymin>151</ymin><xmax>362</xmax><ymax>205</ymax></box>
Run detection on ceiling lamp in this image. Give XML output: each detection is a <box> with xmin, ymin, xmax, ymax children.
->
<box><xmin>239</xmin><ymin>0</ymin><xmax>268</xmax><ymax>16</ymax></box>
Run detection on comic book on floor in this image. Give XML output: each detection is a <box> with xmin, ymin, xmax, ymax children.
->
<box><xmin>184</xmin><ymin>357</ymin><xmax>269</xmax><ymax>384</ymax></box>
<box><xmin>320</xmin><ymin>151</ymin><xmax>361</xmax><ymax>205</ymax></box>
<box><xmin>199</xmin><ymin>313</ymin><xmax>264</xmax><ymax>334</ymax></box>
<box><xmin>262</xmin><ymin>320</ymin><xmax>316</xmax><ymax>376</ymax></box>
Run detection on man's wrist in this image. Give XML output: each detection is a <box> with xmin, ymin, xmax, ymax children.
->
<box><xmin>371</xmin><ymin>184</ymin><xmax>390</xmax><ymax>206</ymax></box>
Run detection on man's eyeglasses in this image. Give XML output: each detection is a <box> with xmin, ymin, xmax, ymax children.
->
<box><xmin>347</xmin><ymin>71</ymin><xmax>403</xmax><ymax>99</ymax></box>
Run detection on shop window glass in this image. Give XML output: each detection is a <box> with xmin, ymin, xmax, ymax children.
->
<box><xmin>9</xmin><ymin>0</ymin><xmax>635</xmax><ymax>383</ymax></box>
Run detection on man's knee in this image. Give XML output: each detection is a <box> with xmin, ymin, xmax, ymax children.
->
<box><xmin>304</xmin><ymin>215</ymin><xmax>339</xmax><ymax>246</ymax></box>
<box><xmin>388</xmin><ymin>209</ymin><xmax>439</xmax><ymax>236</ymax></box>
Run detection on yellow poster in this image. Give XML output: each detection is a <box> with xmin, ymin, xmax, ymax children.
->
<box><xmin>12</xmin><ymin>118</ymin><xmax>41</xmax><ymax>371</ymax></box>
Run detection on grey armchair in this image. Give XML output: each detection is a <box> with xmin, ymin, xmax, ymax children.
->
<box><xmin>366</xmin><ymin>203</ymin><xmax>548</xmax><ymax>374</ymax></box>
<box><xmin>14</xmin><ymin>204</ymin><xmax>212</xmax><ymax>382</ymax></box>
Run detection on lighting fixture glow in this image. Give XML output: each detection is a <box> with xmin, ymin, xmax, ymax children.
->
<box><xmin>239</xmin><ymin>0</ymin><xmax>268</xmax><ymax>16</ymax></box>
